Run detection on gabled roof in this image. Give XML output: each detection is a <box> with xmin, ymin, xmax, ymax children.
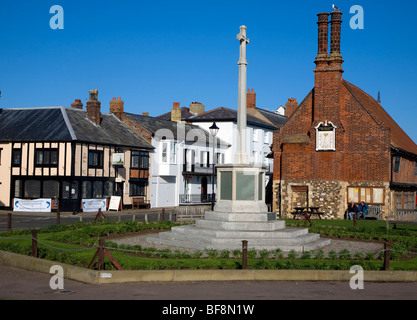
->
<box><xmin>124</xmin><ymin>112</ymin><xmax>230</xmax><ymax>147</ymax></box>
<box><xmin>255</xmin><ymin>108</ymin><xmax>287</xmax><ymax>128</ymax></box>
<box><xmin>0</xmin><ymin>107</ymin><xmax>153</xmax><ymax>149</ymax></box>
<box><xmin>187</xmin><ymin>107</ymin><xmax>279</xmax><ymax>130</ymax></box>
<box><xmin>343</xmin><ymin>80</ymin><xmax>417</xmax><ymax>155</ymax></box>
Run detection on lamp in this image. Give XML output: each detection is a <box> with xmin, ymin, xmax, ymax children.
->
<box><xmin>209</xmin><ymin>122</ymin><xmax>219</xmax><ymax>210</ymax></box>
<box><xmin>209</xmin><ymin>122</ymin><xmax>219</xmax><ymax>137</ymax></box>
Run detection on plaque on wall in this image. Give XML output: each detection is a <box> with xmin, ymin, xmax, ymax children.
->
<box><xmin>315</xmin><ymin>121</ymin><xmax>336</xmax><ymax>151</ymax></box>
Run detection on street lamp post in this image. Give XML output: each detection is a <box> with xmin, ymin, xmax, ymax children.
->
<box><xmin>209</xmin><ymin>122</ymin><xmax>219</xmax><ymax>211</ymax></box>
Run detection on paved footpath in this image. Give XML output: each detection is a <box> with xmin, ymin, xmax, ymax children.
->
<box><xmin>1</xmin><ymin>265</ymin><xmax>417</xmax><ymax>301</ymax></box>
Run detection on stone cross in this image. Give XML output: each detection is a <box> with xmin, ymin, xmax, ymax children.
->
<box><xmin>235</xmin><ymin>25</ymin><xmax>249</xmax><ymax>164</ymax></box>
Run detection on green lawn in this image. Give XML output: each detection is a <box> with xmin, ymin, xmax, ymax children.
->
<box><xmin>0</xmin><ymin>219</ymin><xmax>416</xmax><ymax>271</ymax></box>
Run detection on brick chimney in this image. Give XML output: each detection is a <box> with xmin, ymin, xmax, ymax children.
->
<box><xmin>328</xmin><ymin>10</ymin><xmax>344</xmax><ymax>72</ymax></box>
<box><xmin>189</xmin><ymin>102</ymin><xmax>205</xmax><ymax>115</ymax></box>
<box><xmin>142</xmin><ymin>112</ymin><xmax>149</xmax><ymax>116</ymax></box>
<box><xmin>109</xmin><ymin>97</ymin><xmax>124</xmax><ymax>120</ymax></box>
<box><xmin>71</xmin><ymin>99</ymin><xmax>83</xmax><ymax>109</ymax></box>
<box><xmin>86</xmin><ymin>89</ymin><xmax>101</xmax><ymax>125</ymax></box>
<box><xmin>313</xmin><ymin>10</ymin><xmax>343</xmax><ymax>123</ymax></box>
<box><xmin>246</xmin><ymin>88</ymin><xmax>256</xmax><ymax>109</ymax></box>
<box><xmin>285</xmin><ymin>98</ymin><xmax>298</xmax><ymax>117</ymax></box>
<box><xmin>315</xmin><ymin>12</ymin><xmax>330</xmax><ymax>66</ymax></box>
<box><xmin>171</xmin><ymin>102</ymin><xmax>181</xmax><ymax>122</ymax></box>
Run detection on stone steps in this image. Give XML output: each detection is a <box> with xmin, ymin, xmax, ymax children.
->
<box><xmin>171</xmin><ymin>224</ymin><xmax>309</xmax><ymax>239</ymax></box>
<box><xmin>145</xmin><ymin>210</ymin><xmax>331</xmax><ymax>252</ymax></box>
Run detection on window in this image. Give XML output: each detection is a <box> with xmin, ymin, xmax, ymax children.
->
<box><xmin>161</xmin><ymin>143</ymin><xmax>168</xmax><ymax>163</ymax></box>
<box><xmin>131</xmin><ymin>151</ymin><xmax>149</xmax><ymax>169</ymax></box>
<box><xmin>12</xmin><ymin>149</ymin><xmax>21</xmax><ymax>166</ymax></box>
<box><xmin>200</xmin><ymin>151</ymin><xmax>209</xmax><ymax>167</ymax></box>
<box><xmin>170</xmin><ymin>142</ymin><xmax>176</xmax><ymax>163</ymax></box>
<box><xmin>184</xmin><ymin>149</ymin><xmax>195</xmax><ymax>172</ymax></box>
<box><xmin>130</xmin><ymin>181</ymin><xmax>146</xmax><ymax>196</ymax></box>
<box><xmin>81</xmin><ymin>181</ymin><xmax>92</xmax><ymax>198</ymax></box>
<box><xmin>216</xmin><ymin>153</ymin><xmax>225</xmax><ymax>165</ymax></box>
<box><xmin>14</xmin><ymin>179</ymin><xmax>23</xmax><ymax>198</ymax></box>
<box><xmin>24</xmin><ymin>180</ymin><xmax>41</xmax><ymax>198</ymax></box>
<box><xmin>43</xmin><ymin>180</ymin><xmax>59</xmax><ymax>198</ymax></box>
<box><xmin>394</xmin><ymin>155</ymin><xmax>401</xmax><ymax>173</ymax></box>
<box><xmin>93</xmin><ymin>181</ymin><xmax>103</xmax><ymax>198</ymax></box>
<box><xmin>35</xmin><ymin>149</ymin><xmax>58</xmax><ymax>167</ymax></box>
<box><xmin>131</xmin><ymin>151</ymin><xmax>149</xmax><ymax>180</ymax></box>
<box><xmin>62</xmin><ymin>181</ymin><xmax>79</xmax><ymax>200</ymax></box>
<box><xmin>347</xmin><ymin>186</ymin><xmax>384</xmax><ymax>205</ymax></box>
<box><xmin>104</xmin><ymin>181</ymin><xmax>114</xmax><ymax>198</ymax></box>
<box><xmin>88</xmin><ymin>150</ymin><xmax>104</xmax><ymax>169</ymax></box>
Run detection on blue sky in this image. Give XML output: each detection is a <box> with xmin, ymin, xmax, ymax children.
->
<box><xmin>1</xmin><ymin>0</ymin><xmax>417</xmax><ymax>143</ymax></box>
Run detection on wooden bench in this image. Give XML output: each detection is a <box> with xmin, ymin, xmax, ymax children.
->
<box><xmin>131</xmin><ymin>196</ymin><xmax>150</xmax><ymax>209</ymax></box>
<box><xmin>386</xmin><ymin>209</ymin><xmax>417</xmax><ymax>230</ymax></box>
<box><xmin>365</xmin><ymin>205</ymin><xmax>382</xmax><ymax>220</ymax></box>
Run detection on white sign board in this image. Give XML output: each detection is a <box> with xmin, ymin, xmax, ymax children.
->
<box><xmin>108</xmin><ymin>196</ymin><xmax>121</xmax><ymax>211</ymax></box>
<box><xmin>112</xmin><ymin>153</ymin><xmax>125</xmax><ymax>165</ymax></box>
<box><xmin>14</xmin><ymin>198</ymin><xmax>52</xmax><ymax>212</ymax></box>
<box><xmin>82</xmin><ymin>199</ymin><xmax>107</xmax><ymax>212</ymax></box>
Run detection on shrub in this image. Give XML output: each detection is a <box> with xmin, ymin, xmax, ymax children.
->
<box><xmin>287</xmin><ymin>250</ymin><xmax>297</xmax><ymax>260</ymax></box>
<box><xmin>314</xmin><ymin>249</ymin><xmax>324</xmax><ymax>259</ymax></box>
<box><xmin>301</xmin><ymin>251</ymin><xmax>312</xmax><ymax>259</ymax></box>
<box><xmin>338</xmin><ymin>249</ymin><xmax>351</xmax><ymax>260</ymax></box>
<box><xmin>328</xmin><ymin>250</ymin><xmax>338</xmax><ymax>260</ymax></box>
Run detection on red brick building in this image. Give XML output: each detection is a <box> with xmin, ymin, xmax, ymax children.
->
<box><xmin>272</xmin><ymin>10</ymin><xmax>417</xmax><ymax>218</ymax></box>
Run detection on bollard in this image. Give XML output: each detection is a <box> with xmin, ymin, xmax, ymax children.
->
<box><xmin>7</xmin><ymin>213</ymin><xmax>12</xmax><ymax>231</ymax></box>
<box><xmin>144</xmin><ymin>213</ymin><xmax>148</xmax><ymax>223</ymax></box>
<box><xmin>353</xmin><ymin>213</ymin><xmax>357</xmax><ymax>228</ymax></box>
<box><xmin>32</xmin><ymin>230</ymin><xmax>38</xmax><ymax>258</ymax></box>
<box><xmin>384</xmin><ymin>241</ymin><xmax>392</xmax><ymax>271</ymax></box>
<box><xmin>132</xmin><ymin>214</ymin><xmax>136</xmax><ymax>222</ymax></box>
<box><xmin>242</xmin><ymin>240</ymin><xmax>248</xmax><ymax>270</ymax></box>
<box><xmin>162</xmin><ymin>208</ymin><xmax>165</xmax><ymax>221</ymax></box>
<box><xmin>98</xmin><ymin>238</ymin><xmax>105</xmax><ymax>271</ymax></box>
<box><xmin>56</xmin><ymin>209</ymin><xmax>61</xmax><ymax>225</ymax></box>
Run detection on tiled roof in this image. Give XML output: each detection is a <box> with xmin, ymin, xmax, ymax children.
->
<box><xmin>0</xmin><ymin>107</ymin><xmax>153</xmax><ymax>149</ymax></box>
<box><xmin>343</xmin><ymin>80</ymin><xmax>417</xmax><ymax>155</ymax></box>
<box><xmin>156</xmin><ymin>107</ymin><xmax>194</xmax><ymax>120</ymax></box>
<box><xmin>256</xmin><ymin>108</ymin><xmax>287</xmax><ymax>128</ymax></box>
<box><xmin>187</xmin><ymin>107</ymin><xmax>279</xmax><ymax>130</ymax></box>
<box><xmin>124</xmin><ymin>112</ymin><xmax>230</xmax><ymax>146</ymax></box>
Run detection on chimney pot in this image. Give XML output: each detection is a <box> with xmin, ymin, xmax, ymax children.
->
<box><xmin>246</xmin><ymin>89</ymin><xmax>256</xmax><ymax>109</ymax></box>
<box><xmin>109</xmin><ymin>96</ymin><xmax>124</xmax><ymax>121</ymax></box>
<box><xmin>189</xmin><ymin>102</ymin><xmax>205</xmax><ymax>115</ymax></box>
<box><xmin>71</xmin><ymin>99</ymin><xmax>83</xmax><ymax>109</ymax></box>
<box><xmin>171</xmin><ymin>102</ymin><xmax>181</xmax><ymax>121</ymax></box>
<box><xmin>86</xmin><ymin>90</ymin><xmax>101</xmax><ymax>125</ymax></box>
<box><xmin>285</xmin><ymin>97</ymin><xmax>298</xmax><ymax>117</ymax></box>
<box><xmin>142</xmin><ymin>112</ymin><xmax>149</xmax><ymax>116</ymax></box>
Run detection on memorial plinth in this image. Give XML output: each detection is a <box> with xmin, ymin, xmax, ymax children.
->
<box><xmin>146</xmin><ymin>25</ymin><xmax>331</xmax><ymax>252</ymax></box>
